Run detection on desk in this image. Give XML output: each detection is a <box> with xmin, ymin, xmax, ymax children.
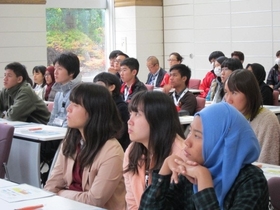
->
<box><xmin>254</xmin><ymin>163</ymin><xmax>280</xmax><ymax>180</ymax></box>
<box><xmin>0</xmin><ymin>179</ymin><xmax>104</xmax><ymax>210</ymax></box>
<box><xmin>263</xmin><ymin>105</ymin><xmax>280</xmax><ymax>114</ymax></box>
<box><xmin>179</xmin><ymin>116</ymin><xmax>194</xmax><ymax>125</ymax></box>
<box><xmin>7</xmin><ymin>124</ymin><xmax>67</xmax><ymax>188</ymax></box>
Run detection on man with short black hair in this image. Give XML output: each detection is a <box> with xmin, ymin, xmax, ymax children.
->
<box><xmin>120</xmin><ymin>58</ymin><xmax>147</xmax><ymax>102</ymax></box>
<box><xmin>169</xmin><ymin>64</ymin><xmax>197</xmax><ymax>115</ymax></box>
<box><xmin>199</xmin><ymin>51</ymin><xmax>225</xmax><ymax>98</ymax></box>
<box><xmin>231</xmin><ymin>51</ymin><xmax>245</xmax><ymax>64</ymax></box>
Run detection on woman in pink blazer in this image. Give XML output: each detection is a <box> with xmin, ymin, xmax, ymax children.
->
<box><xmin>123</xmin><ymin>91</ymin><xmax>187</xmax><ymax>209</ymax></box>
<box><xmin>44</xmin><ymin>83</ymin><xmax>126</xmax><ymax>210</ymax></box>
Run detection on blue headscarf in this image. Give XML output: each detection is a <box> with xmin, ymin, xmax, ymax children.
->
<box><xmin>193</xmin><ymin>102</ymin><xmax>260</xmax><ymax>209</ymax></box>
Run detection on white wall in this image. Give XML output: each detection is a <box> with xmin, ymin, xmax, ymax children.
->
<box><xmin>115</xmin><ymin>6</ymin><xmax>163</xmax><ymax>83</ymax></box>
<box><xmin>163</xmin><ymin>0</ymin><xmax>280</xmax><ymax>79</ymax></box>
<box><xmin>0</xmin><ymin>5</ymin><xmax>47</xmax><ymax>88</ymax></box>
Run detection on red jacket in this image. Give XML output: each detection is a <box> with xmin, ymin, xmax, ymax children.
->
<box><xmin>199</xmin><ymin>70</ymin><xmax>216</xmax><ymax>98</ymax></box>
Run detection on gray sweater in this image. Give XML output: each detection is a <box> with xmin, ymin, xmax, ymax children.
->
<box><xmin>0</xmin><ymin>81</ymin><xmax>50</xmax><ymax>124</ymax></box>
<box><xmin>250</xmin><ymin>107</ymin><xmax>280</xmax><ymax>165</ymax></box>
<box><xmin>48</xmin><ymin>74</ymin><xmax>82</xmax><ymax>127</ymax></box>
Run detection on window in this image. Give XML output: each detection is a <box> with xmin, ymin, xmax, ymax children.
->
<box><xmin>46</xmin><ymin>0</ymin><xmax>113</xmax><ymax>80</ymax></box>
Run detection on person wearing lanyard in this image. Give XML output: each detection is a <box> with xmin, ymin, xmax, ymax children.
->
<box><xmin>42</xmin><ymin>52</ymin><xmax>82</xmax><ymax>186</ymax></box>
<box><xmin>145</xmin><ymin>56</ymin><xmax>169</xmax><ymax>87</ymax></box>
<box><xmin>120</xmin><ymin>57</ymin><xmax>147</xmax><ymax>103</ymax></box>
<box><xmin>48</xmin><ymin>52</ymin><xmax>82</xmax><ymax>128</ymax></box>
<box><xmin>168</xmin><ymin>64</ymin><xmax>197</xmax><ymax>115</ymax></box>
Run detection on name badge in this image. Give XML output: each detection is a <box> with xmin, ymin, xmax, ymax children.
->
<box><xmin>53</xmin><ymin>118</ymin><xmax>64</xmax><ymax>127</ymax></box>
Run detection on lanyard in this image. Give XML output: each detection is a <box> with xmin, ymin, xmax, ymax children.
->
<box><xmin>124</xmin><ymin>86</ymin><xmax>130</xmax><ymax>101</ymax></box>
<box><xmin>172</xmin><ymin>88</ymin><xmax>188</xmax><ymax>106</ymax></box>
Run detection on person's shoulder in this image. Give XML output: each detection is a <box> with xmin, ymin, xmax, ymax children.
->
<box><xmin>239</xmin><ymin>164</ymin><xmax>265</xmax><ymax>180</ymax></box>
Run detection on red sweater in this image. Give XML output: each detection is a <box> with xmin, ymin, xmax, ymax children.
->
<box><xmin>198</xmin><ymin>70</ymin><xmax>216</xmax><ymax>98</ymax></box>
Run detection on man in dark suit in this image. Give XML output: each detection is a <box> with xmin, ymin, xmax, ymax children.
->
<box><xmin>146</xmin><ymin>56</ymin><xmax>169</xmax><ymax>87</ymax></box>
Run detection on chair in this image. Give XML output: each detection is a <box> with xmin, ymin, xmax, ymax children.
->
<box><xmin>273</xmin><ymin>90</ymin><xmax>279</xmax><ymax>106</ymax></box>
<box><xmin>188</xmin><ymin>79</ymin><xmax>201</xmax><ymax>89</ymax></box>
<box><xmin>0</xmin><ymin>124</ymin><xmax>15</xmax><ymax>179</ymax></box>
<box><xmin>145</xmin><ymin>84</ymin><xmax>154</xmax><ymax>91</ymax></box>
<box><xmin>268</xmin><ymin>177</ymin><xmax>280</xmax><ymax>210</ymax></box>
<box><xmin>196</xmin><ymin>97</ymin><xmax>206</xmax><ymax>112</ymax></box>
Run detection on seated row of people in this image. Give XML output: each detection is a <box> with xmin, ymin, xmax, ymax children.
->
<box><xmin>0</xmin><ymin>52</ymin><xmax>276</xmax><ymax>209</ymax></box>
<box><xmin>200</xmin><ymin>50</ymin><xmax>278</xmax><ymax>106</ymax></box>
<box><xmin>43</xmin><ymin>83</ymin><xmax>269</xmax><ymax>209</ymax></box>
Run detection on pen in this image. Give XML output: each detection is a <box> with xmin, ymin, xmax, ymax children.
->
<box><xmin>28</xmin><ymin>128</ymin><xmax>42</xmax><ymax>131</ymax></box>
<box><xmin>15</xmin><ymin>204</ymin><xmax>44</xmax><ymax>210</ymax></box>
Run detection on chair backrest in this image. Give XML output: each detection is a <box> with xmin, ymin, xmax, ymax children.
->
<box><xmin>0</xmin><ymin>123</ymin><xmax>14</xmax><ymax>179</ymax></box>
<box><xmin>188</xmin><ymin>79</ymin><xmax>201</xmax><ymax>89</ymax></box>
<box><xmin>268</xmin><ymin>177</ymin><xmax>280</xmax><ymax>210</ymax></box>
<box><xmin>273</xmin><ymin>90</ymin><xmax>279</xmax><ymax>106</ymax></box>
<box><xmin>145</xmin><ymin>84</ymin><xmax>154</xmax><ymax>91</ymax></box>
<box><xmin>47</xmin><ymin>102</ymin><xmax>54</xmax><ymax>112</ymax></box>
<box><xmin>196</xmin><ymin>97</ymin><xmax>206</xmax><ymax>112</ymax></box>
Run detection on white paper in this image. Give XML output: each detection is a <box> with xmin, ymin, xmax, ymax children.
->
<box><xmin>0</xmin><ymin>184</ymin><xmax>54</xmax><ymax>202</ymax></box>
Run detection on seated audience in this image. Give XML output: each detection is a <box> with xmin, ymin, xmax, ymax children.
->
<box><xmin>0</xmin><ymin>62</ymin><xmax>50</xmax><ymax>124</ymax></box>
<box><xmin>225</xmin><ymin>69</ymin><xmax>280</xmax><ymax>165</ymax></box>
<box><xmin>267</xmin><ymin>50</ymin><xmax>280</xmax><ymax>90</ymax></box>
<box><xmin>212</xmin><ymin>58</ymin><xmax>243</xmax><ymax>103</ymax></box>
<box><xmin>168</xmin><ymin>64</ymin><xmax>197</xmax><ymax>115</ymax></box>
<box><xmin>45</xmin><ymin>83</ymin><xmax>125</xmax><ymax>209</ymax></box>
<box><xmin>120</xmin><ymin>58</ymin><xmax>147</xmax><ymax>102</ymax></box>
<box><xmin>43</xmin><ymin>52</ymin><xmax>82</xmax><ymax>185</ymax></box>
<box><xmin>139</xmin><ymin>102</ymin><xmax>269</xmax><ymax>210</ymax></box>
<box><xmin>231</xmin><ymin>50</ymin><xmax>245</xmax><ymax>64</ymax></box>
<box><xmin>123</xmin><ymin>91</ymin><xmax>186</xmax><ymax>210</ymax></box>
<box><xmin>246</xmin><ymin>63</ymin><xmax>273</xmax><ymax>105</ymax></box>
<box><xmin>44</xmin><ymin>66</ymin><xmax>57</xmax><ymax>101</ymax></box>
<box><xmin>199</xmin><ymin>51</ymin><xmax>225</xmax><ymax>98</ymax></box>
<box><xmin>146</xmin><ymin>56</ymin><xmax>169</xmax><ymax>87</ymax></box>
<box><xmin>32</xmin><ymin>65</ymin><xmax>47</xmax><ymax>100</ymax></box>
<box><xmin>48</xmin><ymin>52</ymin><xmax>82</xmax><ymax>127</ymax></box>
<box><xmin>108</xmin><ymin>49</ymin><xmax>123</xmax><ymax>73</ymax></box>
<box><xmin>206</xmin><ymin>56</ymin><xmax>227</xmax><ymax>101</ymax></box>
<box><xmin>113</xmin><ymin>52</ymin><xmax>129</xmax><ymax>82</ymax></box>
<box><xmin>168</xmin><ymin>52</ymin><xmax>183</xmax><ymax>68</ymax></box>
<box><xmin>94</xmin><ymin>72</ymin><xmax>130</xmax><ymax>151</ymax></box>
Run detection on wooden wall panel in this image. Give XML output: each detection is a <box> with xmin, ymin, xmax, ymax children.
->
<box><xmin>0</xmin><ymin>0</ymin><xmax>45</xmax><ymax>4</ymax></box>
<box><xmin>115</xmin><ymin>0</ymin><xmax>162</xmax><ymax>7</ymax></box>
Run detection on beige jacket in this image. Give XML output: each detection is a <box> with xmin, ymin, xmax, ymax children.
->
<box><xmin>123</xmin><ymin>135</ymin><xmax>186</xmax><ymax>210</ymax></box>
<box><xmin>45</xmin><ymin>139</ymin><xmax>126</xmax><ymax>210</ymax></box>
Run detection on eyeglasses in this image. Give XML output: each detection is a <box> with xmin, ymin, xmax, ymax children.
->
<box><xmin>44</xmin><ymin>74</ymin><xmax>51</xmax><ymax>77</ymax></box>
<box><xmin>167</xmin><ymin>59</ymin><xmax>177</xmax><ymax>62</ymax></box>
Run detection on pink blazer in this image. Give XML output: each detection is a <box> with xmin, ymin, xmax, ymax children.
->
<box><xmin>123</xmin><ymin>135</ymin><xmax>186</xmax><ymax>210</ymax></box>
<box><xmin>45</xmin><ymin>139</ymin><xmax>126</xmax><ymax>210</ymax></box>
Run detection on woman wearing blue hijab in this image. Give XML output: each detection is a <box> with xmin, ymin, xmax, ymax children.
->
<box><xmin>139</xmin><ymin>102</ymin><xmax>269</xmax><ymax>210</ymax></box>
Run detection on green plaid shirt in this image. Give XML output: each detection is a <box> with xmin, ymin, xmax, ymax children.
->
<box><xmin>139</xmin><ymin>164</ymin><xmax>269</xmax><ymax>210</ymax></box>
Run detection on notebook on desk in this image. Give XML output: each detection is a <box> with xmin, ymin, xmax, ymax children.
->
<box><xmin>0</xmin><ymin>183</ymin><xmax>54</xmax><ymax>202</ymax></box>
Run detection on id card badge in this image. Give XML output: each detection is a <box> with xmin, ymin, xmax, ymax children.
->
<box><xmin>53</xmin><ymin>117</ymin><xmax>64</xmax><ymax>126</ymax></box>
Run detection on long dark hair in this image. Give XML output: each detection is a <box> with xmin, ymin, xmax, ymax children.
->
<box><xmin>124</xmin><ymin>91</ymin><xmax>185</xmax><ymax>174</ymax></box>
<box><xmin>62</xmin><ymin>83</ymin><xmax>122</xmax><ymax>169</ymax></box>
<box><xmin>5</xmin><ymin>62</ymin><xmax>33</xmax><ymax>86</ymax></box>
<box><xmin>93</xmin><ymin>72</ymin><xmax>121</xmax><ymax>99</ymax></box>
<box><xmin>226</xmin><ymin>69</ymin><xmax>262</xmax><ymax>121</ymax></box>
<box><xmin>32</xmin><ymin>65</ymin><xmax>46</xmax><ymax>88</ymax></box>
